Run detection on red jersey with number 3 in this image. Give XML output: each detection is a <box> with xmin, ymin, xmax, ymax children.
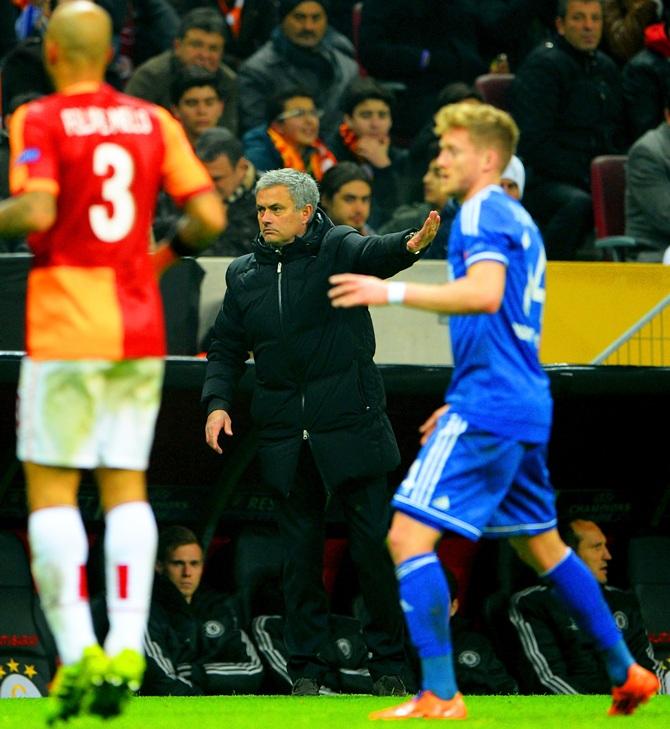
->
<box><xmin>9</xmin><ymin>82</ymin><xmax>214</xmax><ymax>360</ymax></box>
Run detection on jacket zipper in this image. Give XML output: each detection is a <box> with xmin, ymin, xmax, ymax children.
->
<box><xmin>276</xmin><ymin>260</ymin><xmax>283</xmax><ymax>333</ymax></box>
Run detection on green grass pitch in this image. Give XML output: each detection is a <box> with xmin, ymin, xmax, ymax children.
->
<box><xmin>0</xmin><ymin>695</ymin><xmax>668</xmax><ymax>729</ymax></box>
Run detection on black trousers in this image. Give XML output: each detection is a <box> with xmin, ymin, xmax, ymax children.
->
<box><xmin>523</xmin><ymin>177</ymin><xmax>594</xmax><ymax>260</ymax></box>
<box><xmin>274</xmin><ymin>445</ymin><xmax>407</xmax><ymax>683</ymax></box>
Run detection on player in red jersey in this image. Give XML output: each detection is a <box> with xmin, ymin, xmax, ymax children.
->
<box><xmin>0</xmin><ymin>1</ymin><xmax>224</xmax><ymax>722</ymax></box>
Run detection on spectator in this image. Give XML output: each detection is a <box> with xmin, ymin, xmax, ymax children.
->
<box><xmin>378</xmin><ymin>154</ymin><xmax>458</xmax><ymax>260</ymax></box>
<box><xmin>1</xmin><ymin>0</ymin><xmax>124</xmax><ymax>115</ymax></box>
<box><xmin>443</xmin><ymin>567</ymin><xmax>519</xmax><ymax>696</ymax></box>
<box><xmin>319</xmin><ymin>162</ymin><xmax>374</xmax><ymax>234</ymax></box>
<box><xmin>125</xmin><ymin>7</ymin><xmax>238</xmax><ymax>134</ymax></box>
<box><xmin>202</xmin><ymin>168</ymin><xmax>440</xmax><ymax>696</ymax></box>
<box><xmin>170</xmin><ymin>66</ymin><xmax>227</xmax><ymax>146</ymax></box>
<box><xmin>357</xmin><ymin>0</ymin><xmax>487</xmax><ymax>140</ymax></box>
<box><xmin>140</xmin><ymin>526</ymin><xmax>264</xmax><ymax>696</ymax></box>
<box><xmin>500</xmin><ymin>155</ymin><xmax>527</xmax><ymax>201</ymax></box>
<box><xmin>237</xmin><ymin>1</ymin><xmax>359</xmax><ymax>138</ymax></box>
<box><xmin>476</xmin><ymin>0</ymin><xmax>560</xmax><ymax>71</ymax></box>
<box><xmin>329</xmin><ymin>77</ymin><xmax>406</xmax><ymax>229</ymax></box>
<box><xmin>242</xmin><ymin>87</ymin><xmax>336</xmax><ymax>181</ymax></box>
<box><xmin>154</xmin><ymin>127</ymin><xmax>257</xmax><ymax>257</ymax></box>
<box><xmin>405</xmin><ymin>82</ymin><xmax>484</xmax><ymax>205</ymax></box>
<box><xmin>602</xmin><ymin>0</ymin><xmax>661</xmax><ymax>63</ymax></box>
<box><xmin>167</xmin><ymin>1</ymin><xmax>279</xmax><ymax>68</ymax></box>
<box><xmin>510</xmin><ymin>0</ymin><xmax>628</xmax><ymax>260</ymax></box>
<box><xmin>622</xmin><ymin>10</ymin><xmax>670</xmax><ymax>140</ymax></box>
<box><xmin>508</xmin><ymin>519</ymin><xmax>667</xmax><ymax>694</ymax></box>
<box><xmin>625</xmin><ymin>86</ymin><xmax>670</xmax><ymax>261</ymax></box>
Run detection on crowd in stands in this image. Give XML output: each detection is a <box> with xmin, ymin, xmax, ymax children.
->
<box><xmin>2</xmin><ymin>0</ymin><xmax>670</xmax><ymax>260</ymax></box>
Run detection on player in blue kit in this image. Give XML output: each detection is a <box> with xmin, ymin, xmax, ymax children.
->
<box><xmin>329</xmin><ymin>102</ymin><xmax>659</xmax><ymax>719</ymax></box>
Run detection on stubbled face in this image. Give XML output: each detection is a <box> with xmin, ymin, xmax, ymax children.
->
<box><xmin>556</xmin><ymin>1</ymin><xmax>603</xmax><ymax>52</ymax></box>
<box><xmin>436</xmin><ymin>127</ymin><xmax>487</xmax><ymax>202</ymax></box>
<box><xmin>323</xmin><ymin>179</ymin><xmax>372</xmax><ymax>231</ymax></box>
<box><xmin>173</xmin><ymin>85</ymin><xmax>223</xmax><ymax>141</ymax></box>
<box><xmin>256</xmin><ymin>184</ymin><xmax>312</xmax><ymax>246</ymax></box>
<box><xmin>345</xmin><ymin>99</ymin><xmax>392</xmax><ymax>140</ymax></box>
<box><xmin>573</xmin><ymin>520</ymin><xmax>612</xmax><ymax>584</ymax></box>
<box><xmin>205</xmin><ymin>154</ymin><xmax>248</xmax><ymax>201</ymax></box>
<box><xmin>423</xmin><ymin>158</ymin><xmax>450</xmax><ymax>207</ymax></box>
<box><xmin>159</xmin><ymin>543</ymin><xmax>204</xmax><ymax>603</ymax></box>
<box><xmin>174</xmin><ymin>28</ymin><xmax>224</xmax><ymax>72</ymax></box>
<box><xmin>274</xmin><ymin>96</ymin><xmax>320</xmax><ymax>147</ymax></box>
<box><xmin>282</xmin><ymin>1</ymin><xmax>327</xmax><ymax>48</ymax></box>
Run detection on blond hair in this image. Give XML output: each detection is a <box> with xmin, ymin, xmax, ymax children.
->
<box><xmin>434</xmin><ymin>102</ymin><xmax>519</xmax><ymax>171</ymax></box>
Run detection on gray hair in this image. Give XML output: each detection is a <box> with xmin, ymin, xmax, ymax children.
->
<box><xmin>255</xmin><ymin>169</ymin><xmax>320</xmax><ymax>215</ymax></box>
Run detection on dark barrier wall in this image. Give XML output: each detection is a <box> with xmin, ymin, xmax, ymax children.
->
<box><xmin>1</xmin><ymin>354</ymin><xmax>669</xmax><ymax>540</ymax></box>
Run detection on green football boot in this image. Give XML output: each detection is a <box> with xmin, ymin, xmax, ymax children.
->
<box><xmin>86</xmin><ymin>648</ymin><xmax>146</xmax><ymax>719</ymax></box>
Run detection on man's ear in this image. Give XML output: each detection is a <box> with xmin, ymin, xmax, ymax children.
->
<box><xmin>155</xmin><ymin>561</ymin><xmax>164</xmax><ymax>575</ymax></box>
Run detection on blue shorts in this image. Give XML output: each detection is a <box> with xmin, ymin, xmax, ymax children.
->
<box><xmin>392</xmin><ymin>410</ymin><xmax>557</xmax><ymax>540</ymax></box>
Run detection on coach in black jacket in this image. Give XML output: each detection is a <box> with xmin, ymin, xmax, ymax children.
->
<box><xmin>202</xmin><ymin>168</ymin><xmax>438</xmax><ymax>695</ymax></box>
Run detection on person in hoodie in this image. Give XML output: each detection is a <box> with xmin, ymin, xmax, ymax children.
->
<box><xmin>510</xmin><ymin>0</ymin><xmax>628</xmax><ymax>260</ymax></box>
<box><xmin>202</xmin><ymin>168</ymin><xmax>439</xmax><ymax>696</ymax></box>
<box><xmin>622</xmin><ymin>6</ymin><xmax>670</xmax><ymax>141</ymax></box>
<box><xmin>237</xmin><ymin>0</ymin><xmax>358</xmax><ymax>138</ymax></box>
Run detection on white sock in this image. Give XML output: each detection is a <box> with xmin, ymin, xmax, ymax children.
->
<box><xmin>104</xmin><ymin>501</ymin><xmax>157</xmax><ymax>657</ymax></box>
<box><xmin>28</xmin><ymin>506</ymin><xmax>97</xmax><ymax>665</ymax></box>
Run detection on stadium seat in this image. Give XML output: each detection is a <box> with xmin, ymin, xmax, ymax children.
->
<box><xmin>628</xmin><ymin>536</ymin><xmax>670</xmax><ymax>661</ymax></box>
<box><xmin>590</xmin><ymin>155</ymin><xmax>658</xmax><ymax>262</ymax></box>
<box><xmin>0</xmin><ymin>530</ymin><xmax>57</xmax><ymax>697</ymax></box>
<box><xmin>474</xmin><ymin>73</ymin><xmax>515</xmax><ymax>112</ymax></box>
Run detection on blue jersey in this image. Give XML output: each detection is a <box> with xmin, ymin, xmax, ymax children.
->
<box><xmin>445</xmin><ymin>185</ymin><xmax>552</xmax><ymax>444</ymax></box>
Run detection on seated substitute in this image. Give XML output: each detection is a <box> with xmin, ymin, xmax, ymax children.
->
<box><xmin>142</xmin><ymin>526</ymin><xmax>264</xmax><ymax>696</ymax></box>
<box><xmin>509</xmin><ymin>519</ymin><xmax>668</xmax><ymax>694</ymax></box>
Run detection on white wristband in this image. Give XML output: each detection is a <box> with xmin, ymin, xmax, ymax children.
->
<box><xmin>387</xmin><ymin>281</ymin><xmax>407</xmax><ymax>305</ymax></box>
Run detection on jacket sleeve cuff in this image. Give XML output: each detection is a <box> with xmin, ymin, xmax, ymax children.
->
<box><xmin>205</xmin><ymin>397</ymin><xmax>229</xmax><ymax>416</ymax></box>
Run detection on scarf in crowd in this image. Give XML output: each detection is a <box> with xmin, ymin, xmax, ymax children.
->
<box><xmin>267</xmin><ymin>127</ymin><xmax>336</xmax><ymax>181</ymax></box>
<box><xmin>338</xmin><ymin>121</ymin><xmax>361</xmax><ymax>158</ymax></box>
<box><xmin>218</xmin><ymin>0</ymin><xmax>244</xmax><ymax>38</ymax></box>
<box><xmin>645</xmin><ymin>22</ymin><xmax>670</xmax><ymax>57</ymax></box>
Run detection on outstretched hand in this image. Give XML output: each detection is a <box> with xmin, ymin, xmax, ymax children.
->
<box><xmin>329</xmin><ymin>273</ymin><xmax>389</xmax><ymax>308</ymax></box>
<box><xmin>406</xmin><ymin>210</ymin><xmax>441</xmax><ymax>253</ymax></box>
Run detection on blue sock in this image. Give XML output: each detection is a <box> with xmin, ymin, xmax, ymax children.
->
<box><xmin>396</xmin><ymin>553</ymin><xmax>457</xmax><ymax>699</ymax></box>
<box><xmin>544</xmin><ymin>549</ymin><xmax>634</xmax><ymax>685</ymax></box>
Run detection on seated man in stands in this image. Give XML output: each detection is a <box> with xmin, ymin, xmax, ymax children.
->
<box><xmin>154</xmin><ymin>128</ymin><xmax>258</xmax><ymax>257</ymax></box>
<box><xmin>142</xmin><ymin>526</ymin><xmax>264</xmax><ymax>696</ymax></box>
<box><xmin>125</xmin><ymin>7</ymin><xmax>238</xmax><ymax>134</ymax></box>
<box><xmin>625</xmin><ymin>83</ymin><xmax>670</xmax><ymax>263</ymax></box>
<box><xmin>378</xmin><ymin>152</ymin><xmax>457</xmax><ymax>259</ymax></box>
<box><xmin>170</xmin><ymin>66</ymin><xmax>227</xmax><ymax>148</ymax></box>
<box><xmin>329</xmin><ymin>78</ymin><xmax>406</xmax><ymax>229</ymax></box>
<box><xmin>510</xmin><ymin>0</ymin><xmax>628</xmax><ymax>260</ymax></box>
<box><xmin>319</xmin><ymin>162</ymin><xmax>374</xmax><ymax>234</ymax></box>
<box><xmin>242</xmin><ymin>86</ymin><xmax>336</xmax><ymax>181</ymax></box>
<box><xmin>508</xmin><ymin>519</ymin><xmax>666</xmax><ymax>694</ymax></box>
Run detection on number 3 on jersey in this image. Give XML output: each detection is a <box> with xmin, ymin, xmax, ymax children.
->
<box><xmin>89</xmin><ymin>143</ymin><xmax>136</xmax><ymax>243</ymax></box>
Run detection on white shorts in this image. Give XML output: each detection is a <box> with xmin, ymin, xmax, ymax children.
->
<box><xmin>17</xmin><ymin>357</ymin><xmax>165</xmax><ymax>470</ymax></box>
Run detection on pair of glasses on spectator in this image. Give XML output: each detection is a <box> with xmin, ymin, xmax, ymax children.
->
<box><xmin>276</xmin><ymin>108</ymin><xmax>324</xmax><ymax>121</ymax></box>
